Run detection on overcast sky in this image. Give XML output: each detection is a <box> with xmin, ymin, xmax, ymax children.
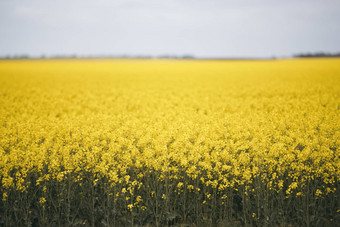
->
<box><xmin>1</xmin><ymin>0</ymin><xmax>340</xmax><ymax>58</ymax></box>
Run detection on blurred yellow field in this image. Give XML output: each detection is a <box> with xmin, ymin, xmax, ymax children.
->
<box><xmin>0</xmin><ymin>59</ymin><xmax>340</xmax><ymax>226</ymax></box>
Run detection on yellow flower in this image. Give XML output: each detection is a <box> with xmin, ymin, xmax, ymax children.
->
<box><xmin>39</xmin><ymin>197</ymin><xmax>46</xmax><ymax>206</ymax></box>
<box><xmin>2</xmin><ymin>193</ymin><xmax>8</xmax><ymax>201</ymax></box>
<box><xmin>315</xmin><ymin>189</ymin><xmax>322</xmax><ymax>197</ymax></box>
<box><xmin>127</xmin><ymin>204</ymin><xmax>133</xmax><ymax>211</ymax></box>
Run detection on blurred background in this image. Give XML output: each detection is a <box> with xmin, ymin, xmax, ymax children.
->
<box><xmin>0</xmin><ymin>0</ymin><xmax>340</xmax><ymax>59</ymax></box>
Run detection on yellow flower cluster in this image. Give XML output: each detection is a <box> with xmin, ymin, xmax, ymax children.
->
<box><xmin>0</xmin><ymin>58</ymin><xmax>339</xmax><ymax>225</ymax></box>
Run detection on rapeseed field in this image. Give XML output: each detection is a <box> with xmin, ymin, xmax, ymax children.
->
<box><xmin>0</xmin><ymin>59</ymin><xmax>340</xmax><ymax>226</ymax></box>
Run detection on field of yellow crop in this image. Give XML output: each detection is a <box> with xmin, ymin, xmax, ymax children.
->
<box><xmin>0</xmin><ymin>59</ymin><xmax>340</xmax><ymax>226</ymax></box>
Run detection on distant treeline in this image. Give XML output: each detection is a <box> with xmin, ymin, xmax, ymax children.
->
<box><xmin>1</xmin><ymin>52</ymin><xmax>340</xmax><ymax>60</ymax></box>
<box><xmin>294</xmin><ymin>52</ymin><xmax>340</xmax><ymax>58</ymax></box>
<box><xmin>0</xmin><ymin>54</ymin><xmax>195</xmax><ymax>60</ymax></box>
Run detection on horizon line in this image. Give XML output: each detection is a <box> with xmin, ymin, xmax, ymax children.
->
<box><xmin>1</xmin><ymin>52</ymin><xmax>340</xmax><ymax>60</ymax></box>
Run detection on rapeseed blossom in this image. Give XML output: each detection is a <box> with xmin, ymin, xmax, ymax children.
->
<box><xmin>0</xmin><ymin>59</ymin><xmax>339</xmax><ymax>225</ymax></box>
